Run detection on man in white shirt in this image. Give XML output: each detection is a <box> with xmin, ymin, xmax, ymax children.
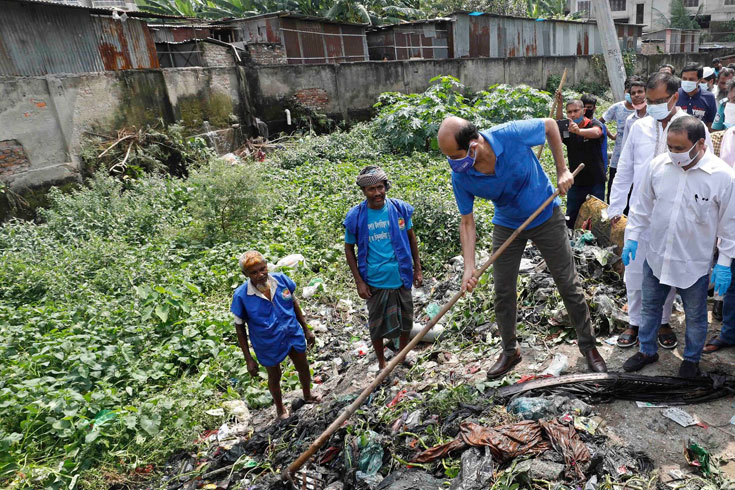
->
<box><xmin>621</xmin><ymin>115</ymin><xmax>735</xmax><ymax>377</ymax></box>
<box><xmin>610</xmin><ymin>73</ymin><xmax>713</xmax><ymax>351</ymax></box>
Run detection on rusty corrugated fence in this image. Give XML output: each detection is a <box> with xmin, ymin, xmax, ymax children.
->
<box><xmin>0</xmin><ymin>0</ymin><xmax>159</xmax><ymax>76</ymax></box>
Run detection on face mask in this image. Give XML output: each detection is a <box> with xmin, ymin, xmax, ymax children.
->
<box><xmin>724</xmin><ymin>102</ymin><xmax>735</xmax><ymax>127</ymax></box>
<box><xmin>571</xmin><ymin>115</ymin><xmax>585</xmax><ymax>125</ymax></box>
<box><xmin>648</xmin><ymin>96</ymin><xmax>673</xmax><ymax>120</ymax></box>
<box><xmin>447</xmin><ymin>142</ymin><xmax>477</xmax><ymax>173</ymax></box>
<box><xmin>681</xmin><ymin>80</ymin><xmax>698</xmax><ymax>93</ymax></box>
<box><xmin>632</xmin><ymin>101</ymin><xmax>647</xmax><ymax>110</ymax></box>
<box><xmin>625</xmin><ymin>93</ymin><xmax>632</xmax><ymax>104</ymax></box>
<box><xmin>584</xmin><ymin>109</ymin><xmax>594</xmax><ymax>119</ymax></box>
<box><xmin>699</xmin><ymin>83</ymin><xmax>709</xmax><ymax>92</ymax></box>
<box><xmin>668</xmin><ymin>142</ymin><xmax>699</xmax><ymax>168</ymax></box>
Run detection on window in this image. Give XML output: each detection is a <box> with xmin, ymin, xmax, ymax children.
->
<box><xmin>726</xmin><ymin>0</ymin><xmax>735</xmax><ymax>6</ymax></box>
<box><xmin>610</xmin><ymin>0</ymin><xmax>626</xmax><ymax>11</ymax></box>
<box><xmin>576</xmin><ymin>0</ymin><xmax>590</xmax><ymax>13</ymax></box>
<box><xmin>682</xmin><ymin>0</ymin><xmax>698</xmax><ymax>6</ymax></box>
<box><xmin>636</xmin><ymin>3</ymin><xmax>644</xmax><ymax>24</ymax></box>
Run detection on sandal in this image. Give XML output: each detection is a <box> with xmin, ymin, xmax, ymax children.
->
<box><xmin>657</xmin><ymin>324</ymin><xmax>678</xmax><ymax>349</ymax></box>
<box><xmin>617</xmin><ymin>326</ymin><xmax>639</xmax><ymax>348</ymax></box>
<box><xmin>703</xmin><ymin>336</ymin><xmax>735</xmax><ymax>354</ymax></box>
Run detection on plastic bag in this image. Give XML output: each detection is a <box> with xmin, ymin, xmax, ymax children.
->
<box><xmin>449</xmin><ymin>447</ymin><xmax>494</xmax><ymax>490</ymax></box>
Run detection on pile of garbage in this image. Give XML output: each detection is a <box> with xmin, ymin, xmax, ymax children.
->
<box><xmin>137</xmin><ymin>232</ymin><xmax>730</xmax><ymax>490</ymax></box>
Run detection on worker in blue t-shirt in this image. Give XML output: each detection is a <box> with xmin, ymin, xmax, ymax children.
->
<box><xmin>437</xmin><ymin>116</ymin><xmax>607</xmax><ymax>377</ymax></box>
<box><xmin>231</xmin><ymin>251</ymin><xmax>319</xmax><ymax>421</ymax></box>
<box><xmin>344</xmin><ymin>166</ymin><xmax>423</xmax><ymax>372</ymax></box>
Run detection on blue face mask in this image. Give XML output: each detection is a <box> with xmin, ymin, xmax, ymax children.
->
<box><xmin>447</xmin><ymin>142</ymin><xmax>478</xmax><ymax>173</ymax></box>
<box><xmin>572</xmin><ymin>115</ymin><xmax>584</xmax><ymax>124</ymax></box>
<box><xmin>625</xmin><ymin>93</ymin><xmax>632</xmax><ymax>104</ymax></box>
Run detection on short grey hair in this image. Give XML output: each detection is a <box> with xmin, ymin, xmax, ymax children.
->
<box><xmin>239</xmin><ymin>250</ymin><xmax>266</xmax><ymax>271</ymax></box>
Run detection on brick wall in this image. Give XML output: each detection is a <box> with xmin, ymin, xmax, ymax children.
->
<box><xmin>0</xmin><ymin>140</ymin><xmax>30</xmax><ymax>179</ymax></box>
<box><xmin>247</xmin><ymin>43</ymin><xmax>287</xmax><ymax>65</ymax></box>
<box><xmin>201</xmin><ymin>43</ymin><xmax>236</xmax><ymax>67</ymax></box>
<box><xmin>293</xmin><ymin>88</ymin><xmax>329</xmax><ymax>111</ymax></box>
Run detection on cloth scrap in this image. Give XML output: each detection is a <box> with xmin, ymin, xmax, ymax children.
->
<box><xmin>412</xmin><ymin>419</ymin><xmax>589</xmax><ymax>479</ymax></box>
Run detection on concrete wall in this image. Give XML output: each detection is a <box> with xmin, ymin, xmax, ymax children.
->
<box><xmin>0</xmin><ymin>67</ymin><xmax>247</xmax><ymax>192</ymax></box>
<box><xmin>634</xmin><ymin>50</ymin><xmax>735</xmax><ymax>76</ymax></box>
<box><xmin>250</xmin><ymin>55</ymin><xmax>600</xmax><ymax>128</ymax></box>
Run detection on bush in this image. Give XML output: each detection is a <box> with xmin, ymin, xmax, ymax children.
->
<box><xmin>186</xmin><ymin>158</ymin><xmax>269</xmax><ymax>244</ymax></box>
<box><xmin>372</xmin><ymin>75</ymin><xmax>552</xmax><ymax>154</ymax></box>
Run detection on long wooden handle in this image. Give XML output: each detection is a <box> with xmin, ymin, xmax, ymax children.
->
<box><xmin>283</xmin><ymin>163</ymin><xmax>584</xmax><ymax>481</ymax></box>
<box><xmin>536</xmin><ymin>68</ymin><xmax>568</xmax><ymax>159</ymax></box>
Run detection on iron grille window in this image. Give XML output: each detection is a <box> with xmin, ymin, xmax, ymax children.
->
<box><xmin>682</xmin><ymin>0</ymin><xmax>698</xmax><ymax>6</ymax></box>
<box><xmin>576</xmin><ymin>0</ymin><xmax>590</xmax><ymax>13</ymax></box>
<box><xmin>610</xmin><ymin>0</ymin><xmax>626</xmax><ymax>11</ymax></box>
<box><xmin>726</xmin><ymin>0</ymin><xmax>735</xmax><ymax>5</ymax></box>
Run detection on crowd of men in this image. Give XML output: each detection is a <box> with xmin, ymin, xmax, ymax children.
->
<box><xmin>228</xmin><ymin>57</ymin><xmax>735</xmax><ymax>420</ymax></box>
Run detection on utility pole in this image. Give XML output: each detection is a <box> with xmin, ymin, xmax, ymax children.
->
<box><xmin>592</xmin><ymin>0</ymin><xmax>627</xmax><ymax>101</ymax></box>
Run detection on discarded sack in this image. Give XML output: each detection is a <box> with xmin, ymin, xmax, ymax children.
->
<box><xmin>412</xmin><ymin>418</ymin><xmax>590</xmax><ymax>479</ymax></box>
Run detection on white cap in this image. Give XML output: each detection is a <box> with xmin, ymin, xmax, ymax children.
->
<box><xmin>703</xmin><ymin>66</ymin><xmax>715</xmax><ymax>78</ymax></box>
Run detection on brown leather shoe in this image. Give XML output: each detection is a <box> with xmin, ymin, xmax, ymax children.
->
<box><xmin>487</xmin><ymin>348</ymin><xmax>521</xmax><ymax>379</ymax></box>
<box><xmin>584</xmin><ymin>348</ymin><xmax>607</xmax><ymax>373</ymax></box>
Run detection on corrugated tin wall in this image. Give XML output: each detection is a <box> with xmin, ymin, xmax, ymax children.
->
<box><xmin>453</xmin><ymin>14</ymin><xmax>602</xmax><ymax>59</ymax></box>
<box><xmin>367</xmin><ymin>22</ymin><xmax>451</xmax><ymax>61</ymax></box>
<box><xmin>0</xmin><ymin>1</ymin><xmax>159</xmax><ymax>76</ymax></box>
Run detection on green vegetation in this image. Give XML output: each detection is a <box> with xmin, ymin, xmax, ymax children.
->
<box><xmin>0</xmin><ymin>80</ymin><xmax>560</xmax><ymax>488</ymax></box>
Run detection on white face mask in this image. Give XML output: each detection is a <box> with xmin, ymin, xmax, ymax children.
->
<box><xmin>648</xmin><ymin>96</ymin><xmax>673</xmax><ymax>120</ymax></box>
<box><xmin>681</xmin><ymin>80</ymin><xmax>698</xmax><ymax>93</ymax></box>
<box><xmin>668</xmin><ymin>142</ymin><xmax>700</xmax><ymax>168</ymax></box>
<box><xmin>724</xmin><ymin>102</ymin><xmax>735</xmax><ymax>128</ymax></box>
<box><xmin>699</xmin><ymin>83</ymin><xmax>709</xmax><ymax>92</ymax></box>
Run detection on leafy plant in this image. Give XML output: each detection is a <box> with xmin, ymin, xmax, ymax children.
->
<box><xmin>372</xmin><ymin>76</ymin><xmax>551</xmax><ymax>154</ymax></box>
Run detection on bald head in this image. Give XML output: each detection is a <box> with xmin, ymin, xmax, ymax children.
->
<box><xmin>438</xmin><ymin>116</ymin><xmax>479</xmax><ymax>157</ymax></box>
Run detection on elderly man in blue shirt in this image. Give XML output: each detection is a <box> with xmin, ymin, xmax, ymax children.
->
<box><xmin>231</xmin><ymin>251</ymin><xmax>318</xmax><ymax>421</ymax></box>
<box><xmin>437</xmin><ymin>116</ymin><xmax>607</xmax><ymax>377</ymax></box>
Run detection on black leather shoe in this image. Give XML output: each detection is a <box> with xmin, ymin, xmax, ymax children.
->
<box><xmin>677</xmin><ymin>360</ymin><xmax>701</xmax><ymax>378</ymax></box>
<box><xmin>584</xmin><ymin>348</ymin><xmax>607</xmax><ymax>372</ymax></box>
<box><xmin>713</xmin><ymin>300</ymin><xmax>723</xmax><ymax>321</ymax></box>
<box><xmin>487</xmin><ymin>348</ymin><xmax>521</xmax><ymax>379</ymax></box>
<box><xmin>623</xmin><ymin>352</ymin><xmax>659</xmax><ymax>372</ymax></box>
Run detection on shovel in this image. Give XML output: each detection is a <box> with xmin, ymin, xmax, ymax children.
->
<box><xmin>284</xmin><ymin>163</ymin><xmax>585</xmax><ymax>483</ymax></box>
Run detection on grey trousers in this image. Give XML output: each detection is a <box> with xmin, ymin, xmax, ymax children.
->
<box><xmin>492</xmin><ymin>206</ymin><xmax>596</xmax><ymax>355</ymax></box>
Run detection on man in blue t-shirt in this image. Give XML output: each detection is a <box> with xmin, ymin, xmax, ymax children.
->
<box><xmin>677</xmin><ymin>63</ymin><xmax>717</xmax><ymax>129</ymax></box>
<box><xmin>344</xmin><ymin>166</ymin><xmax>423</xmax><ymax>372</ymax></box>
<box><xmin>437</xmin><ymin>116</ymin><xmax>607</xmax><ymax>377</ymax></box>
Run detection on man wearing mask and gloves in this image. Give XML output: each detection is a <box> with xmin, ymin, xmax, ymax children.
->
<box><xmin>436</xmin><ymin>115</ymin><xmax>607</xmax><ymax>378</ymax></box>
<box><xmin>609</xmin><ymin>72</ymin><xmax>713</xmax><ymax>351</ymax></box>
<box><xmin>622</xmin><ymin>115</ymin><xmax>735</xmax><ymax>377</ymax></box>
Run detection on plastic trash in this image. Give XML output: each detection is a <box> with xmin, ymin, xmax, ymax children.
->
<box><xmin>584</xmin><ymin>475</ymin><xmax>598</xmax><ymax>490</ymax></box>
<box><xmin>302</xmin><ymin>277</ymin><xmax>325</xmax><ymax>298</ymax></box>
<box><xmin>540</xmin><ymin>353</ymin><xmax>568</xmax><ymax>377</ymax></box>
<box><xmin>424</xmin><ymin>302</ymin><xmax>441</xmax><ymax>320</ymax></box>
<box><xmin>662</xmin><ymin>407</ymin><xmax>697</xmax><ymax>427</ymax></box>
<box><xmin>507</xmin><ymin>395</ymin><xmax>591</xmax><ymax>421</ymax></box>
<box><xmin>344</xmin><ymin>430</ymin><xmax>383</xmax><ymax>478</ymax></box>
<box><xmin>205</xmin><ymin>408</ymin><xmax>225</xmax><ymax>417</ymax></box>
<box><xmin>275</xmin><ymin>254</ymin><xmax>305</xmax><ymax>269</ymax></box>
<box><xmin>222</xmin><ymin>400</ymin><xmax>250</xmax><ymax>424</ymax></box>
<box><xmin>405</xmin><ymin>410</ymin><xmax>422</xmax><ymax>429</ymax></box>
<box><xmin>352</xmin><ymin>340</ymin><xmax>369</xmax><ymax>356</ymax></box>
<box><xmin>409</xmin><ymin>323</ymin><xmax>444</xmax><ymax>343</ymax></box>
<box><xmin>449</xmin><ymin>447</ymin><xmax>494</xmax><ymax>490</ymax></box>
<box><xmin>219</xmin><ymin>153</ymin><xmax>241</xmax><ymax>165</ymax></box>
<box><xmin>685</xmin><ymin>441</ymin><xmax>712</xmax><ymax>476</ymax></box>
<box><xmin>337</xmin><ymin>299</ymin><xmax>354</xmax><ymax>311</ymax></box>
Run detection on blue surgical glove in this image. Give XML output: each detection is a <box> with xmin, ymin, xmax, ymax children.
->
<box><xmin>621</xmin><ymin>240</ymin><xmax>638</xmax><ymax>266</ymax></box>
<box><xmin>711</xmin><ymin>264</ymin><xmax>732</xmax><ymax>297</ymax></box>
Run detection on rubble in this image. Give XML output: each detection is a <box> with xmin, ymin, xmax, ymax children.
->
<box><xmin>138</xmin><ymin>231</ymin><xmax>734</xmax><ymax>489</ymax></box>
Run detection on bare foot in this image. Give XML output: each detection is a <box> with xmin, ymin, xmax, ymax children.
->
<box><xmin>304</xmin><ymin>394</ymin><xmax>322</xmax><ymax>404</ymax></box>
<box><xmin>276</xmin><ymin>409</ymin><xmax>290</xmax><ymax>421</ymax></box>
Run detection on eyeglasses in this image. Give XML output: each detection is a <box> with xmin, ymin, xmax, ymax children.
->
<box><xmin>645</xmin><ymin>94</ymin><xmax>673</xmax><ymax>105</ymax></box>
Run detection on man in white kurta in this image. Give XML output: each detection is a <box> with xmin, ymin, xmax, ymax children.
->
<box><xmin>609</xmin><ymin>73</ymin><xmax>713</xmax><ymax>350</ymax></box>
<box><xmin>621</xmin><ymin>115</ymin><xmax>735</xmax><ymax>377</ymax></box>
